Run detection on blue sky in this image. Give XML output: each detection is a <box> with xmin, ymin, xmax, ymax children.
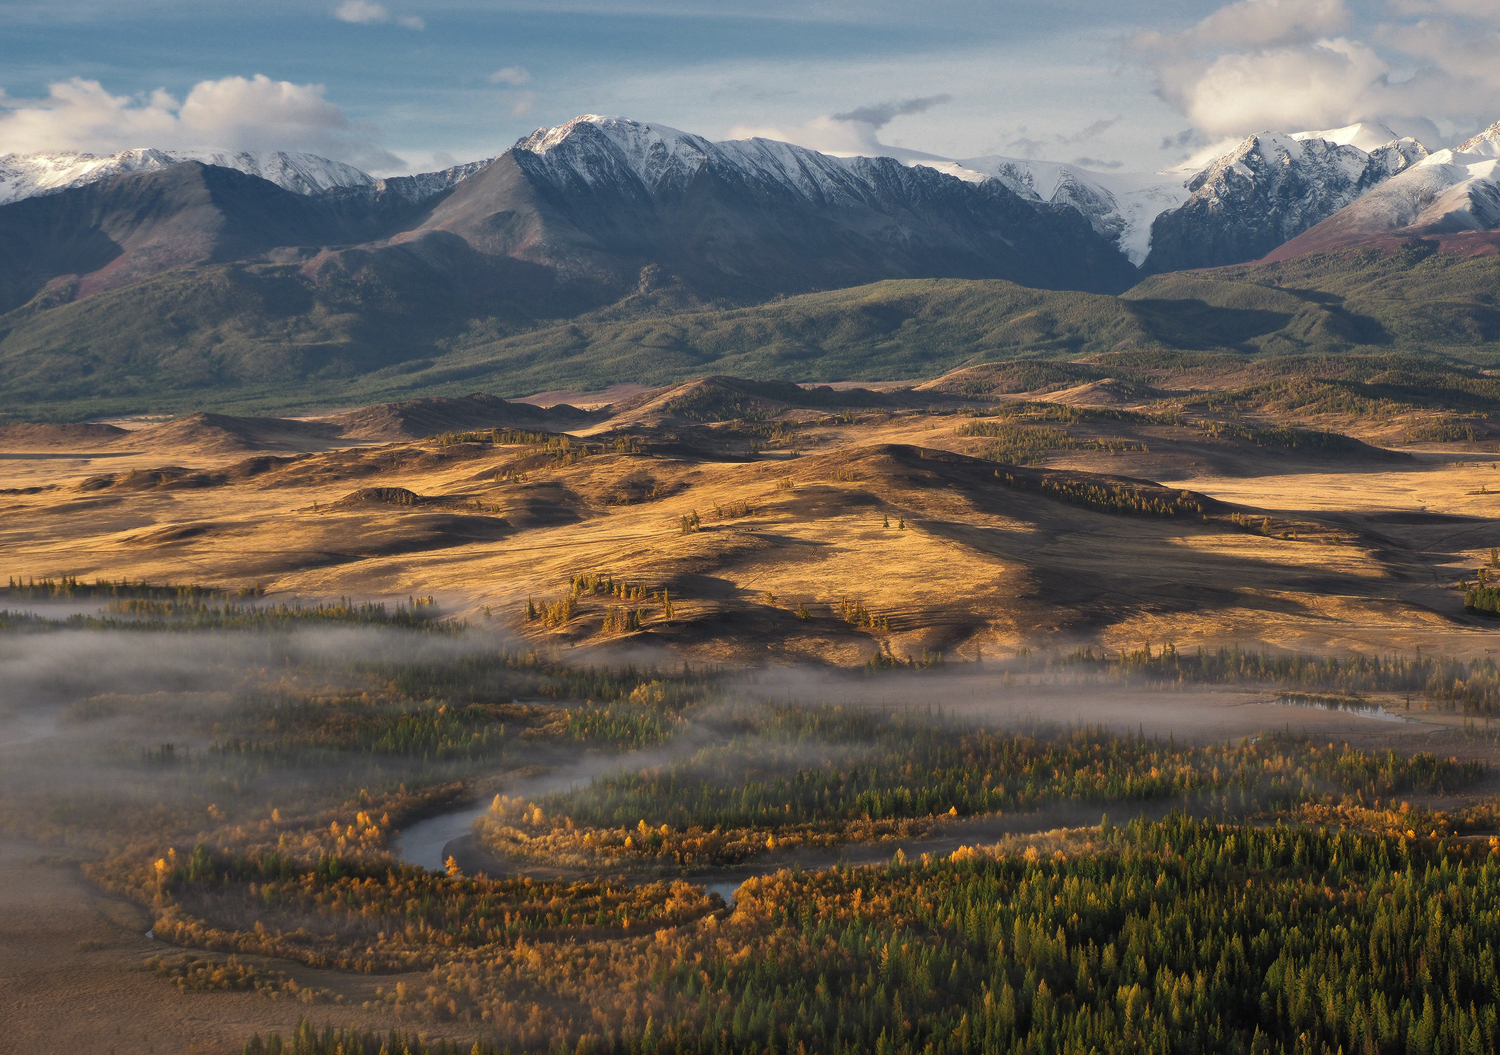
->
<box><xmin>3</xmin><ymin>1</ymin><xmax>1499</xmax><ymax>175</ymax></box>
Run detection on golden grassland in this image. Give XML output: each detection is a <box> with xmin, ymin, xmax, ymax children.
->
<box><xmin>5</xmin><ymin>372</ymin><xmax>1500</xmax><ymax>664</ymax></box>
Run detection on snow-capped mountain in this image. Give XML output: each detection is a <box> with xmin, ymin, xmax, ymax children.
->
<box><xmin>365</xmin><ymin>157</ymin><xmax>497</xmax><ymax>205</ymax></box>
<box><xmin>402</xmin><ymin>114</ymin><xmax>1141</xmax><ymax>295</ymax></box>
<box><xmin>1268</xmin><ymin>122</ymin><xmax>1500</xmax><ymax>258</ymax></box>
<box><xmin>0</xmin><ymin>147</ymin><xmax>377</xmax><ymax>205</ymax></box>
<box><xmin>514</xmin><ymin>115</ymin><xmax>959</xmax><ymax>211</ymax></box>
<box><xmin>19</xmin><ymin>110</ymin><xmax>1500</xmax><ymax>325</ymax></box>
<box><xmin>911</xmin><ymin>157</ymin><xmax>1186</xmax><ymax>266</ymax></box>
<box><xmin>0</xmin><ymin>114</ymin><xmax>1141</xmax><ymax>321</ymax></box>
<box><xmin>1143</xmin><ymin>129</ymin><xmax>1427</xmax><ymax>272</ymax></box>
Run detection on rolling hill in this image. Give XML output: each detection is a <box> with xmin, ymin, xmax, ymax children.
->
<box><xmin>6</xmin><ymin>246</ymin><xmax>1500</xmax><ymax>421</ymax></box>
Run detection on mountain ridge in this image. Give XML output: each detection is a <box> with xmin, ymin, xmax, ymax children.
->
<box><xmin>11</xmin><ymin>114</ymin><xmax>1500</xmax><ymax>278</ymax></box>
<box><xmin>0</xmin><ymin>115</ymin><xmax>1143</xmax><ymax>325</ymax></box>
<box><xmin>0</xmin><ymin>147</ymin><xmax>376</xmax><ymax>204</ymax></box>
<box><xmin>1266</xmin><ymin>122</ymin><xmax>1500</xmax><ymax>259</ymax></box>
<box><xmin>7</xmin><ymin>112</ymin><xmax>1500</xmax><ymax>424</ymax></box>
<box><xmin>1142</xmin><ymin>131</ymin><xmax>1427</xmax><ymax>273</ymax></box>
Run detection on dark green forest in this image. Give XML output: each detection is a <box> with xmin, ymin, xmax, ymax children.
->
<box><xmin>6</xmin><ymin>248</ymin><xmax>1500</xmax><ymax>420</ymax></box>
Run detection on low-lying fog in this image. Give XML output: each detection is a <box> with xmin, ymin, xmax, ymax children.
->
<box><xmin>0</xmin><ymin>612</ymin><xmax>1450</xmax><ymax>880</ymax></box>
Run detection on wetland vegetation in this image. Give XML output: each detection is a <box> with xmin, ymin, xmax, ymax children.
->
<box><xmin>3</xmin><ymin>582</ymin><xmax>1499</xmax><ymax>1054</ymax></box>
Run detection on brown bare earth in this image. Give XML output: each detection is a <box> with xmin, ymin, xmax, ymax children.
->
<box><xmin>0</xmin><ymin>838</ymin><xmax>432</xmax><ymax>1055</ymax></box>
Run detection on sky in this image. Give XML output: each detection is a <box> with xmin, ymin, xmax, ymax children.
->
<box><xmin>2</xmin><ymin>0</ymin><xmax>1500</xmax><ymax>177</ymax></box>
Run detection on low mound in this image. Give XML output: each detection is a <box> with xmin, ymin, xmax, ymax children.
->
<box><xmin>326</xmin><ymin>393</ymin><xmax>597</xmax><ymax>442</ymax></box>
<box><xmin>1041</xmin><ymin>378</ymin><xmax>1167</xmax><ymax>407</ymax></box>
<box><xmin>602</xmin><ymin>375</ymin><xmax>903</xmax><ymax>426</ymax></box>
<box><xmin>336</xmin><ymin>487</ymin><xmax>425</xmax><ymax>507</ymax></box>
<box><xmin>917</xmin><ymin>362</ymin><xmax>1109</xmax><ymax>398</ymax></box>
<box><xmin>0</xmin><ymin>421</ymin><xmax>129</xmax><ymax>448</ymax></box>
<box><xmin>778</xmin><ymin>443</ymin><xmax>1226</xmax><ymax>522</ymax></box>
<box><xmin>129</xmin><ymin>412</ymin><xmax>344</xmax><ymax>455</ymax></box>
<box><xmin>82</xmin><ymin>466</ymin><xmax>231</xmax><ymax>491</ymax></box>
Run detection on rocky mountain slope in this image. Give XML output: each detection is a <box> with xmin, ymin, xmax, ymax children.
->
<box><xmin>913</xmin><ymin>156</ymin><xmax>1187</xmax><ymax>267</ymax></box>
<box><xmin>15</xmin><ymin>115</ymin><xmax>1500</xmax><ymax>286</ymax></box>
<box><xmin>0</xmin><ymin>161</ymin><xmax>437</xmax><ymax>313</ymax></box>
<box><xmin>0</xmin><ymin>114</ymin><xmax>1143</xmax><ymax>323</ymax></box>
<box><xmin>1268</xmin><ymin>122</ymin><xmax>1500</xmax><ymax>258</ymax></box>
<box><xmin>1143</xmin><ymin>127</ymin><xmax>1427</xmax><ymax>272</ymax></box>
<box><xmin>0</xmin><ymin>136</ymin><xmax>1176</xmax><ymax>270</ymax></box>
<box><xmin>371</xmin><ymin>115</ymin><xmax>1141</xmax><ymax>298</ymax></box>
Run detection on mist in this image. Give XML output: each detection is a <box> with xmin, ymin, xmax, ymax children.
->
<box><xmin>0</xmin><ymin>605</ymin><xmax>1445</xmax><ymax>890</ymax></box>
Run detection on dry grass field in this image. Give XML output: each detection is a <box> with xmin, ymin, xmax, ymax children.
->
<box><xmin>4</xmin><ymin>372</ymin><xmax>1499</xmax><ymax>664</ymax></box>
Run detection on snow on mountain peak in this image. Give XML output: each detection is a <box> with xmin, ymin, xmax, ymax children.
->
<box><xmin>513</xmin><ymin>114</ymin><xmax>908</xmax><ymax>207</ymax></box>
<box><xmin>1322</xmin><ymin>121</ymin><xmax>1500</xmax><ymax>238</ymax></box>
<box><xmin>906</xmin><ymin>155</ymin><xmax>1186</xmax><ymax>266</ymax></box>
<box><xmin>519</xmin><ymin>115</ymin><xmax>711</xmax><ymax>161</ymax></box>
<box><xmin>179</xmin><ymin>149</ymin><xmax>374</xmax><ymax>195</ymax></box>
<box><xmin>1457</xmin><ymin>121</ymin><xmax>1500</xmax><ymax>159</ymax></box>
<box><xmin>515</xmin><ymin>115</ymin><xmax>726</xmax><ymax>193</ymax></box>
<box><xmin>1291</xmin><ymin>122</ymin><xmax>1400</xmax><ymax>152</ymax></box>
<box><xmin>511</xmin><ymin>115</ymin><xmax>1198</xmax><ymax>267</ymax></box>
<box><xmin>1143</xmin><ymin>127</ymin><xmax>1431</xmax><ymax>271</ymax></box>
<box><xmin>0</xmin><ymin>147</ymin><xmax>374</xmax><ymax>206</ymax></box>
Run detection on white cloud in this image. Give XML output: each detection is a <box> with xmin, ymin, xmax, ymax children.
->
<box><xmin>728</xmin><ymin>114</ymin><xmax>876</xmax><ymax>154</ymax></box>
<box><xmin>730</xmin><ymin>114</ymin><xmax>918</xmax><ymax>156</ymax></box>
<box><xmin>0</xmin><ymin>75</ymin><xmax>404</xmax><ymax>170</ymax></box>
<box><xmin>1384</xmin><ymin>0</ymin><xmax>1500</xmax><ymax>19</ymax></box>
<box><xmin>507</xmin><ymin>91</ymin><xmax>536</xmax><ymax>118</ymax></box>
<box><xmin>730</xmin><ymin>95</ymin><xmax>953</xmax><ymax>157</ymax></box>
<box><xmin>1378</xmin><ymin>18</ymin><xmax>1500</xmax><ymax>89</ymax></box>
<box><xmin>1128</xmin><ymin>0</ymin><xmax>1500</xmax><ymax>144</ymax></box>
<box><xmin>334</xmin><ymin>1</ymin><xmax>422</xmax><ymax>29</ymax></box>
<box><xmin>1129</xmin><ymin>0</ymin><xmax>1349</xmax><ymax>61</ymax></box>
<box><xmin>1178</xmin><ymin>38</ymin><xmax>1388</xmax><ymax>136</ymax></box>
<box><xmin>1190</xmin><ymin>0</ymin><xmax>1348</xmax><ymax>48</ymax></box>
<box><xmin>334</xmin><ymin>0</ymin><xmax>388</xmax><ymax>24</ymax></box>
<box><xmin>486</xmin><ymin>68</ymin><xmax>534</xmax><ymax>119</ymax></box>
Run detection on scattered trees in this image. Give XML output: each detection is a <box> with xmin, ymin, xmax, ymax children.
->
<box><xmin>996</xmin><ymin>470</ymin><xmax>1208</xmax><ymax>518</ymax></box>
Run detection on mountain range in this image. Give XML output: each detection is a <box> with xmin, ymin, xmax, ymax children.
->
<box><xmin>1267</xmin><ymin>122</ymin><xmax>1500</xmax><ymax>259</ymax></box>
<box><xmin>0</xmin><ymin>116</ymin><xmax>1138</xmax><ymax>317</ymax></box>
<box><xmin>8</xmin><ymin>115</ymin><xmax>1499</xmax><ymax>300</ymax></box>
<box><xmin>4</xmin><ymin>113</ymin><xmax>1500</xmax><ymax>418</ymax></box>
<box><xmin>0</xmin><ymin>147</ymin><xmax>374</xmax><ymax>203</ymax></box>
